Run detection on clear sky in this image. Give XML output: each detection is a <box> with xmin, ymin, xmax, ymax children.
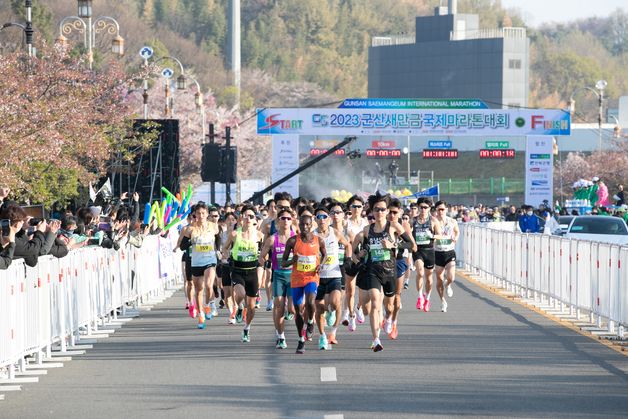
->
<box><xmin>500</xmin><ymin>0</ymin><xmax>626</xmax><ymax>26</ymax></box>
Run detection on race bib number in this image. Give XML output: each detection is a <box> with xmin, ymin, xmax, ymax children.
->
<box><xmin>323</xmin><ymin>255</ymin><xmax>337</xmax><ymax>265</ymax></box>
<box><xmin>237</xmin><ymin>250</ymin><xmax>256</xmax><ymax>261</ymax></box>
<box><xmin>195</xmin><ymin>244</ymin><xmax>213</xmax><ymax>252</ymax></box>
<box><xmin>415</xmin><ymin>232</ymin><xmax>431</xmax><ymax>245</ymax></box>
<box><xmin>369</xmin><ymin>243</ymin><xmax>390</xmax><ymax>262</ymax></box>
<box><xmin>296</xmin><ymin>255</ymin><xmax>317</xmax><ymax>272</ymax></box>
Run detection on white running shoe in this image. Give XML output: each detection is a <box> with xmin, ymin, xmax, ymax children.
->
<box><xmin>355</xmin><ymin>307</ymin><xmax>365</xmax><ymax>324</ymax></box>
<box><xmin>441</xmin><ymin>300</ymin><xmax>448</xmax><ymax>313</ymax></box>
<box><xmin>341</xmin><ymin>310</ymin><xmax>350</xmax><ymax>326</ymax></box>
<box><xmin>211</xmin><ymin>306</ymin><xmax>218</xmax><ymax>318</ymax></box>
<box><xmin>384</xmin><ymin>319</ymin><xmax>393</xmax><ymax>334</ymax></box>
<box><xmin>446</xmin><ymin>284</ymin><xmax>454</xmax><ymax>298</ymax></box>
<box><xmin>348</xmin><ymin>315</ymin><xmax>357</xmax><ymax>332</ymax></box>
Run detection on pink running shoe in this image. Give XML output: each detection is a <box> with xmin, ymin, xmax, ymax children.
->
<box><xmin>188</xmin><ymin>304</ymin><xmax>197</xmax><ymax>319</ymax></box>
<box><xmin>423</xmin><ymin>298</ymin><xmax>431</xmax><ymax>312</ymax></box>
<box><xmin>416</xmin><ymin>294</ymin><xmax>425</xmax><ymax>310</ymax></box>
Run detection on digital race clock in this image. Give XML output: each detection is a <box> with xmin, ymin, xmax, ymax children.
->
<box><xmin>422</xmin><ymin>149</ymin><xmax>459</xmax><ymax>159</ymax></box>
<box><xmin>479</xmin><ymin>149</ymin><xmax>516</xmax><ymax>159</ymax></box>
<box><xmin>365</xmin><ymin>149</ymin><xmax>402</xmax><ymax>158</ymax></box>
<box><xmin>309</xmin><ymin>148</ymin><xmax>346</xmax><ymax>157</ymax></box>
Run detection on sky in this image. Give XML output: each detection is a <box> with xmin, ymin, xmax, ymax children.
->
<box><xmin>500</xmin><ymin>0</ymin><xmax>626</xmax><ymax>26</ymax></box>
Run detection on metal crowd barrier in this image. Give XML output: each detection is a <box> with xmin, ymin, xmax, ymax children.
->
<box><xmin>0</xmin><ymin>234</ymin><xmax>182</xmax><ymax>379</ymax></box>
<box><xmin>456</xmin><ymin>224</ymin><xmax>628</xmax><ymax>339</ymax></box>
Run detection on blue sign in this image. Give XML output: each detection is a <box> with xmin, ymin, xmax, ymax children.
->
<box><xmin>412</xmin><ymin>185</ymin><xmax>439</xmax><ymax>197</ymax></box>
<box><xmin>338</xmin><ymin>98</ymin><xmax>488</xmax><ymax>109</ymax></box>
<box><xmin>139</xmin><ymin>46</ymin><xmax>154</xmax><ymax>59</ymax></box>
<box><xmin>428</xmin><ymin>140</ymin><xmax>452</xmax><ymax>149</ymax></box>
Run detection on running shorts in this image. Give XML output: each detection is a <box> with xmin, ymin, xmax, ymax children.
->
<box><xmin>357</xmin><ymin>264</ymin><xmax>396</xmax><ymax>297</ymax></box>
<box><xmin>435</xmin><ymin>250</ymin><xmax>456</xmax><ymax>268</ymax></box>
<box><xmin>315</xmin><ymin>277</ymin><xmax>342</xmax><ymax>301</ymax></box>
<box><xmin>191</xmin><ymin>264</ymin><xmax>216</xmax><ymax>277</ymax></box>
<box><xmin>272</xmin><ymin>270</ymin><xmax>291</xmax><ymax>299</ymax></box>
<box><xmin>412</xmin><ymin>247</ymin><xmax>435</xmax><ymax>270</ymax></box>
<box><xmin>291</xmin><ymin>282</ymin><xmax>318</xmax><ymax>306</ymax></box>
<box><xmin>231</xmin><ymin>268</ymin><xmax>259</xmax><ymax>298</ymax></box>
<box><xmin>220</xmin><ymin>263</ymin><xmax>232</xmax><ymax>287</ymax></box>
<box><xmin>396</xmin><ymin>258</ymin><xmax>408</xmax><ymax>279</ymax></box>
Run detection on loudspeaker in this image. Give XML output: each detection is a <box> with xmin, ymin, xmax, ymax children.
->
<box><xmin>201</xmin><ymin>143</ymin><xmax>222</xmax><ymax>182</ymax></box>
<box><xmin>220</xmin><ymin>147</ymin><xmax>237</xmax><ymax>184</ymax></box>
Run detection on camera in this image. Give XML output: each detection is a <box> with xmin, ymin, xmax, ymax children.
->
<box><xmin>28</xmin><ymin>218</ymin><xmax>42</xmax><ymax>227</ymax></box>
<box><xmin>1</xmin><ymin>219</ymin><xmax>10</xmax><ymax>236</ymax></box>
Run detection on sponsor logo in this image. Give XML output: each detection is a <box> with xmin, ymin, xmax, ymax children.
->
<box><xmin>531</xmin><ymin>115</ymin><xmax>569</xmax><ymax>131</ymax></box>
<box><xmin>312</xmin><ymin>114</ymin><xmax>329</xmax><ymax>126</ymax></box>
<box><xmin>530</xmin><ymin>154</ymin><xmax>551</xmax><ymax>159</ymax></box>
<box><xmin>529</xmin><ymin>167</ymin><xmax>541</xmax><ymax>172</ymax></box>
<box><xmin>259</xmin><ymin>114</ymin><xmax>303</xmax><ymax>131</ymax></box>
<box><xmin>515</xmin><ymin>117</ymin><xmax>525</xmax><ymax>128</ymax></box>
<box><xmin>531</xmin><ymin>180</ymin><xmax>549</xmax><ymax>186</ymax></box>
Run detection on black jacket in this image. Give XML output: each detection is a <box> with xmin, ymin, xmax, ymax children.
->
<box><xmin>0</xmin><ymin>241</ymin><xmax>15</xmax><ymax>270</ymax></box>
<box><xmin>13</xmin><ymin>230</ymin><xmax>46</xmax><ymax>267</ymax></box>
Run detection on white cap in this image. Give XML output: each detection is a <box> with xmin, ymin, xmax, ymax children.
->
<box><xmin>592</xmin><ymin>176</ymin><xmax>600</xmax><ymax>182</ymax></box>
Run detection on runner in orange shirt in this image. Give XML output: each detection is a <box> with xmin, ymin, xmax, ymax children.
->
<box><xmin>282</xmin><ymin>206</ymin><xmax>326</xmax><ymax>354</ymax></box>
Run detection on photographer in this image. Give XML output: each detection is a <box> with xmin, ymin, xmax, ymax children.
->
<box><xmin>1</xmin><ymin>211</ymin><xmax>24</xmax><ymax>270</ymax></box>
<box><xmin>1</xmin><ymin>204</ymin><xmax>45</xmax><ymax>267</ymax></box>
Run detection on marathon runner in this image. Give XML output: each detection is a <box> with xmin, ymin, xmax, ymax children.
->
<box><xmin>175</xmin><ymin>205</ymin><xmax>196</xmax><ymax>316</ymax></box>
<box><xmin>412</xmin><ymin>198</ymin><xmax>442</xmax><ymax>312</ymax></box>
<box><xmin>219</xmin><ymin>212</ymin><xmax>238</xmax><ymax>324</ymax></box>
<box><xmin>433</xmin><ymin>200</ymin><xmax>459</xmax><ymax>312</ymax></box>
<box><xmin>282</xmin><ymin>206</ymin><xmax>326</xmax><ymax>354</ymax></box>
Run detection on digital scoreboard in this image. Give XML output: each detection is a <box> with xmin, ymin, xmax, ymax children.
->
<box><xmin>479</xmin><ymin>149</ymin><xmax>516</xmax><ymax>159</ymax></box>
<box><xmin>422</xmin><ymin>149</ymin><xmax>459</xmax><ymax>159</ymax></box>
<box><xmin>309</xmin><ymin>148</ymin><xmax>345</xmax><ymax>157</ymax></box>
<box><xmin>365</xmin><ymin>148</ymin><xmax>402</xmax><ymax>158</ymax></box>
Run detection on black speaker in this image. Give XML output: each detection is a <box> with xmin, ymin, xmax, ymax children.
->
<box><xmin>201</xmin><ymin>143</ymin><xmax>222</xmax><ymax>182</ymax></box>
<box><xmin>220</xmin><ymin>146</ymin><xmax>237</xmax><ymax>184</ymax></box>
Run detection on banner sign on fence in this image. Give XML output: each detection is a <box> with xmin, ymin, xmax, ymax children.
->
<box><xmin>525</xmin><ymin>136</ymin><xmax>554</xmax><ymax>207</ymax></box>
<box><xmin>272</xmin><ymin>134</ymin><xmax>299</xmax><ymax>198</ymax></box>
<box><xmin>257</xmin><ymin>108</ymin><xmax>571</xmax><ymax>136</ymax></box>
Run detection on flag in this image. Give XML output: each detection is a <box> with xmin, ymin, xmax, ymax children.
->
<box><xmin>89</xmin><ymin>182</ymin><xmax>97</xmax><ymax>202</ymax></box>
<box><xmin>412</xmin><ymin>185</ymin><xmax>439</xmax><ymax>198</ymax></box>
<box><xmin>97</xmin><ymin>178</ymin><xmax>112</xmax><ymax>199</ymax></box>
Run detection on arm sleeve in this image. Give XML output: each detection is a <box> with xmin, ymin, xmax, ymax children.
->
<box><xmin>397</xmin><ymin>231</ymin><xmax>414</xmax><ymax>250</ymax></box>
<box><xmin>39</xmin><ymin>231</ymin><xmax>57</xmax><ymax>256</ymax></box>
<box><xmin>180</xmin><ymin>236</ymin><xmax>191</xmax><ymax>251</ymax></box>
<box><xmin>0</xmin><ymin>242</ymin><xmax>15</xmax><ymax>270</ymax></box>
<box><xmin>131</xmin><ymin>201</ymin><xmax>140</xmax><ymax>224</ymax></box>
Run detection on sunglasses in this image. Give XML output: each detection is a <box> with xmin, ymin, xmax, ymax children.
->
<box><xmin>419</xmin><ymin>206</ymin><xmax>430</xmax><ymax>209</ymax></box>
<box><xmin>373</xmin><ymin>207</ymin><xmax>387</xmax><ymax>213</ymax></box>
<box><xmin>367</xmin><ymin>216</ymin><xmax>375</xmax><ymax>220</ymax></box>
<box><xmin>351</xmin><ymin>204</ymin><xmax>363</xmax><ymax>209</ymax></box>
<box><xmin>210</xmin><ymin>214</ymin><xmax>219</xmax><ymax>218</ymax></box>
<box><xmin>278</xmin><ymin>206</ymin><xmax>290</xmax><ymax>211</ymax></box>
<box><xmin>402</xmin><ymin>217</ymin><xmax>410</xmax><ymax>220</ymax></box>
<box><xmin>331</xmin><ymin>210</ymin><xmax>344</xmax><ymax>215</ymax></box>
<box><xmin>316</xmin><ymin>214</ymin><xmax>329</xmax><ymax>219</ymax></box>
<box><xmin>437</xmin><ymin>208</ymin><xmax>447</xmax><ymax>211</ymax></box>
<box><xmin>389</xmin><ymin>210</ymin><xmax>399</xmax><ymax>215</ymax></box>
<box><xmin>279</xmin><ymin>216</ymin><xmax>292</xmax><ymax>221</ymax></box>
<box><xmin>244</xmin><ymin>214</ymin><xmax>256</xmax><ymax>220</ymax></box>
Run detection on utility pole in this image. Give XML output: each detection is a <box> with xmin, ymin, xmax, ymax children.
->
<box><xmin>207</xmin><ymin>123</ymin><xmax>217</xmax><ymax>204</ymax></box>
<box><xmin>224</xmin><ymin>126</ymin><xmax>232</xmax><ymax>205</ymax></box>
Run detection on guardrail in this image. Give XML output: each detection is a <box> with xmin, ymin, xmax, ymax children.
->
<box><xmin>456</xmin><ymin>224</ymin><xmax>628</xmax><ymax>338</ymax></box>
<box><xmin>0</xmin><ymin>234</ymin><xmax>182</xmax><ymax>379</ymax></box>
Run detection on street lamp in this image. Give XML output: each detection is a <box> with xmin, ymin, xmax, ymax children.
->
<box><xmin>569</xmin><ymin>80</ymin><xmax>607</xmax><ymax>152</ymax></box>
<box><xmin>153</xmin><ymin>55</ymin><xmax>187</xmax><ymax>117</ymax></box>
<box><xmin>56</xmin><ymin>0</ymin><xmax>124</xmax><ymax>69</ymax></box>
<box><xmin>1</xmin><ymin>1</ymin><xmax>35</xmax><ymax>57</ymax></box>
<box><xmin>189</xmin><ymin>77</ymin><xmax>206</xmax><ymax>140</ymax></box>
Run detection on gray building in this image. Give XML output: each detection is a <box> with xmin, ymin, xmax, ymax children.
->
<box><xmin>368</xmin><ymin>0</ymin><xmax>529</xmax><ymax>108</ymax></box>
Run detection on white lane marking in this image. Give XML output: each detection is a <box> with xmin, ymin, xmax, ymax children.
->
<box><xmin>320</xmin><ymin>367</ymin><xmax>337</xmax><ymax>382</ymax></box>
<box><xmin>323</xmin><ymin>415</ymin><xmax>344</xmax><ymax>419</ymax></box>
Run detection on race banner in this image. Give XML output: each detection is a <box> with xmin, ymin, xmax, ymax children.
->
<box><xmin>257</xmin><ymin>107</ymin><xmax>570</xmax><ymax>137</ymax></box>
<box><xmin>525</xmin><ymin>136</ymin><xmax>554</xmax><ymax>207</ymax></box>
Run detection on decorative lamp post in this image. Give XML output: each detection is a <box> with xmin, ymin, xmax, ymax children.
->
<box><xmin>569</xmin><ymin>80</ymin><xmax>607</xmax><ymax>152</ymax></box>
<box><xmin>1</xmin><ymin>1</ymin><xmax>35</xmax><ymax>57</ymax></box>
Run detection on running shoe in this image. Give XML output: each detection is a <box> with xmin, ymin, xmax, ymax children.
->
<box><xmin>266</xmin><ymin>301</ymin><xmax>273</xmax><ymax>311</ymax></box>
<box><xmin>306</xmin><ymin>322</ymin><xmax>314</xmax><ymax>341</ymax></box>
<box><xmin>197</xmin><ymin>316</ymin><xmax>205</xmax><ymax>329</ymax></box>
<box><xmin>296</xmin><ymin>340</ymin><xmax>305</xmax><ymax>354</ymax></box>
<box><xmin>416</xmin><ymin>294</ymin><xmax>425</xmax><ymax>310</ymax></box>
<box><xmin>285</xmin><ymin>312</ymin><xmax>295</xmax><ymax>321</ymax></box>
<box><xmin>188</xmin><ymin>303</ymin><xmax>197</xmax><ymax>319</ymax></box>
<box><xmin>210</xmin><ymin>305</ymin><xmax>218</xmax><ymax>318</ymax></box>
<box><xmin>384</xmin><ymin>319</ymin><xmax>393</xmax><ymax>334</ymax></box>
<box><xmin>277</xmin><ymin>338</ymin><xmax>287</xmax><ymax>349</ymax></box>
<box><xmin>235</xmin><ymin>307</ymin><xmax>244</xmax><ymax>324</ymax></box>
<box><xmin>423</xmin><ymin>298</ymin><xmax>431</xmax><ymax>312</ymax></box>
<box><xmin>325</xmin><ymin>310</ymin><xmax>336</xmax><ymax>327</ymax></box>
<box><xmin>348</xmin><ymin>315</ymin><xmax>357</xmax><ymax>332</ymax></box>
<box><xmin>441</xmin><ymin>300</ymin><xmax>448</xmax><ymax>313</ymax></box>
<box><xmin>355</xmin><ymin>307</ymin><xmax>365</xmax><ymax>324</ymax></box>
<box><xmin>389</xmin><ymin>323</ymin><xmax>398</xmax><ymax>340</ymax></box>
<box><xmin>255</xmin><ymin>296</ymin><xmax>261</xmax><ymax>309</ymax></box>
<box><xmin>241</xmin><ymin>329</ymin><xmax>250</xmax><ymax>343</ymax></box>
<box><xmin>218</xmin><ymin>299</ymin><xmax>225</xmax><ymax>309</ymax></box>
<box><xmin>327</xmin><ymin>333</ymin><xmax>338</xmax><ymax>345</ymax></box>
<box><xmin>318</xmin><ymin>335</ymin><xmax>328</xmax><ymax>350</ymax></box>
<box><xmin>410</xmin><ymin>264</ymin><xmax>416</xmax><ymax>271</ymax></box>
<box><xmin>204</xmin><ymin>306</ymin><xmax>213</xmax><ymax>321</ymax></box>
<box><xmin>403</xmin><ymin>280</ymin><xmax>409</xmax><ymax>290</ymax></box>
<box><xmin>341</xmin><ymin>311</ymin><xmax>349</xmax><ymax>326</ymax></box>
<box><xmin>446</xmin><ymin>283</ymin><xmax>454</xmax><ymax>298</ymax></box>
<box><xmin>185</xmin><ymin>302</ymin><xmax>189</xmax><ymax>309</ymax></box>
<box><xmin>372</xmin><ymin>339</ymin><xmax>384</xmax><ymax>352</ymax></box>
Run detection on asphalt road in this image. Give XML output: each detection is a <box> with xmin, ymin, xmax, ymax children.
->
<box><xmin>2</xmin><ymin>276</ymin><xmax>628</xmax><ymax>419</ymax></box>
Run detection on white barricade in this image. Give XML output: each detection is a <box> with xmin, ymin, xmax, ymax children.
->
<box><xmin>0</xmin><ymin>234</ymin><xmax>182</xmax><ymax>378</ymax></box>
<box><xmin>458</xmin><ymin>224</ymin><xmax>628</xmax><ymax>338</ymax></box>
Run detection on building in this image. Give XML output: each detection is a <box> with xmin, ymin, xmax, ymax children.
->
<box><xmin>368</xmin><ymin>0</ymin><xmax>529</xmax><ymax>109</ymax></box>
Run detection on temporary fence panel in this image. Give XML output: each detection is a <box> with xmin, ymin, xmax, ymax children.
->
<box><xmin>0</xmin><ymin>234</ymin><xmax>182</xmax><ymax>375</ymax></box>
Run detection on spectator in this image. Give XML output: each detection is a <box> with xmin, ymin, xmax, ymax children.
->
<box><xmin>0</xmin><ymin>186</ymin><xmax>10</xmax><ymax>209</ymax></box>
<box><xmin>1</xmin><ymin>216</ymin><xmax>24</xmax><ymax>269</ymax></box>
<box><xmin>596</xmin><ymin>179</ymin><xmax>611</xmax><ymax>207</ymax></box>
<box><xmin>518</xmin><ymin>205</ymin><xmax>541</xmax><ymax>233</ymax></box>
<box><xmin>505</xmin><ymin>205</ymin><xmax>519</xmax><ymax>222</ymax></box>
<box><xmin>2</xmin><ymin>204</ymin><xmax>46</xmax><ymax>267</ymax></box>
<box><xmin>614</xmin><ymin>184</ymin><xmax>625</xmax><ymax>206</ymax></box>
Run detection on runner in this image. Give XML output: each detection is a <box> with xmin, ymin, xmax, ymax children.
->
<box><xmin>219</xmin><ymin>212</ymin><xmax>238</xmax><ymax>324</ymax></box>
<box><xmin>223</xmin><ymin>205</ymin><xmax>263</xmax><ymax>342</ymax></box>
<box><xmin>282</xmin><ymin>206</ymin><xmax>326</xmax><ymax>354</ymax></box>
<box><xmin>184</xmin><ymin>203</ymin><xmax>220</xmax><ymax>329</ymax></box>
<box><xmin>342</xmin><ymin>195</ymin><xmax>369</xmax><ymax>331</ymax></box>
<box><xmin>258</xmin><ymin>207</ymin><xmax>295</xmax><ymax>349</ymax></box>
<box><xmin>433</xmin><ymin>200</ymin><xmax>459</xmax><ymax>312</ymax></box>
<box><xmin>329</xmin><ymin>201</ymin><xmax>351</xmax><ymax>334</ymax></box>
<box><xmin>175</xmin><ymin>205</ymin><xmax>196</xmax><ymax>316</ymax></box>
<box><xmin>262</xmin><ymin>199</ymin><xmax>276</xmax><ymax>311</ymax></box>
<box><xmin>401</xmin><ymin>211</ymin><xmax>413</xmax><ymax>290</ymax></box>
<box><xmin>384</xmin><ymin>197</ymin><xmax>416</xmax><ymax>339</ymax></box>
<box><xmin>412</xmin><ymin>198</ymin><xmax>442</xmax><ymax>312</ymax></box>
<box><xmin>314</xmin><ymin>206</ymin><xmax>352</xmax><ymax>350</ymax></box>
<box><xmin>353</xmin><ymin>192</ymin><xmax>409</xmax><ymax>352</ymax></box>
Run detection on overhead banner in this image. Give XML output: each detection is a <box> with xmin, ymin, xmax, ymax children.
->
<box><xmin>272</xmin><ymin>135</ymin><xmax>299</xmax><ymax>198</ymax></box>
<box><xmin>525</xmin><ymin>136</ymin><xmax>554</xmax><ymax>207</ymax></box>
<box><xmin>257</xmin><ymin>108</ymin><xmax>570</xmax><ymax>136</ymax></box>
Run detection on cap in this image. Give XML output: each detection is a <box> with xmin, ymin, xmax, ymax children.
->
<box><xmin>592</xmin><ymin>176</ymin><xmax>600</xmax><ymax>182</ymax></box>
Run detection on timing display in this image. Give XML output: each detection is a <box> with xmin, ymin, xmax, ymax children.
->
<box><xmin>422</xmin><ymin>149</ymin><xmax>459</xmax><ymax>159</ymax></box>
<box><xmin>309</xmin><ymin>148</ymin><xmax>345</xmax><ymax>157</ymax></box>
<box><xmin>365</xmin><ymin>148</ymin><xmax>402</xmax><ymax>158</ymax></box>
<box><xmin>479</xmin><ymin>149</ymin><xmax>516</xmax><ymax>159</ymax></box>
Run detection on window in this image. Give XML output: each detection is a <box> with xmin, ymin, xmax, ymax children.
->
<box><xmin>508</xmin><ymin>59</ymin><xmax>522</xmax><ymax>69</ymax></box>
